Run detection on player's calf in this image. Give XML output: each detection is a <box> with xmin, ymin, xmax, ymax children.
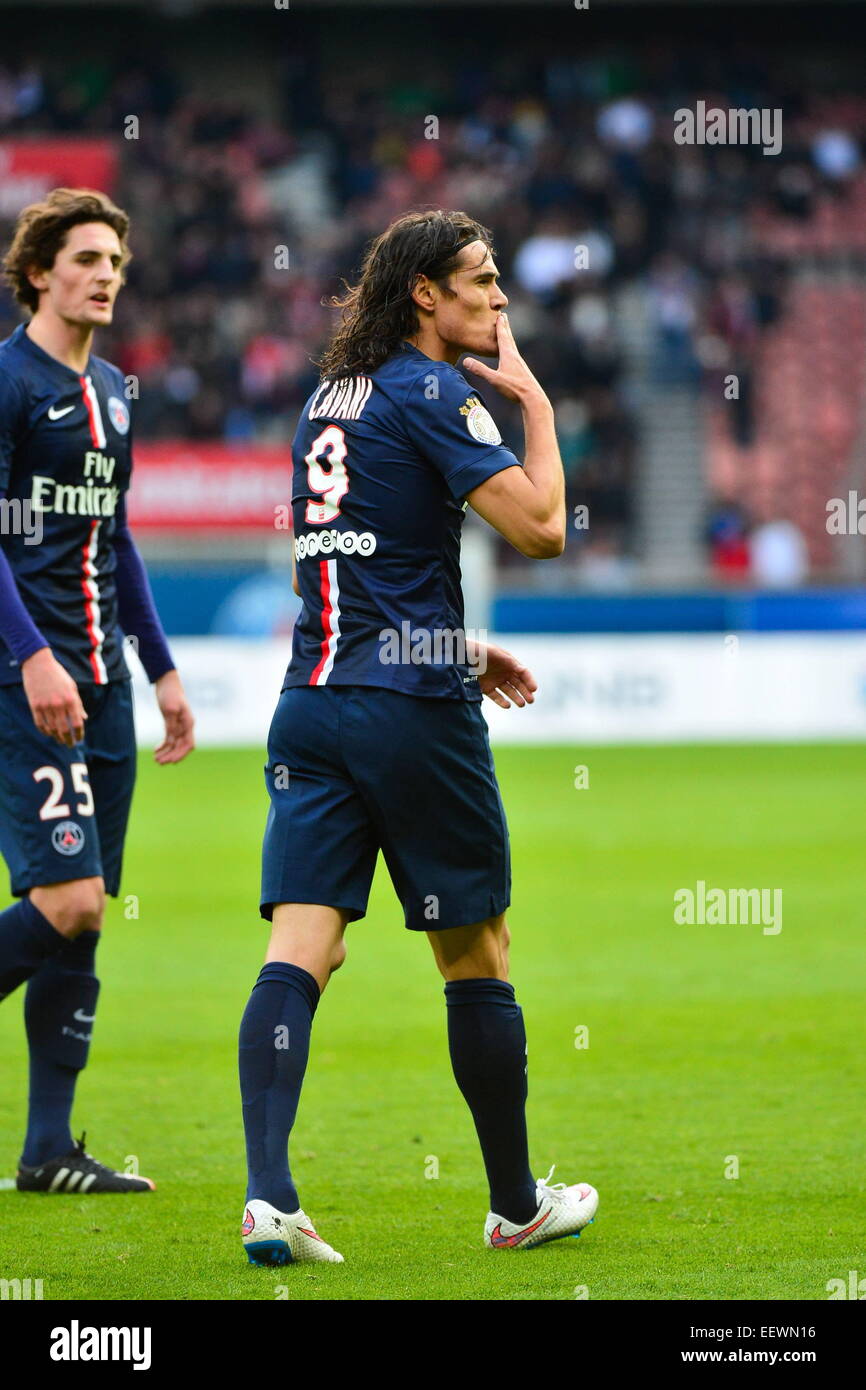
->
<box><xmin>427</xmin><ymin>912</ymin><xmax>511</xmax><ymax>982</ymax></box>
<box><xmin>21</xmin><ymin>927</ymin><xmax>101</xmax><ymax>1166</ymax></box>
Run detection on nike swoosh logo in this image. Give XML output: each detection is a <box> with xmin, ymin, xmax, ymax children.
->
<box><xmin>73</xmin><ymin>1009</ymin><xmax>96</xmax><ymax>1022</ymax></box>
<box><xmin>47</xmin><ymin>405</ymin><xmax>75</xmax><ymax>419</ymax></box>
<box><xmin>490</xmin><ymin>1207</ymin><xmax>552</xmax><ymax>1247</ymax></box>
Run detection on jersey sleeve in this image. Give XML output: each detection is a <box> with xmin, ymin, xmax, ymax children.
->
<box><xmin>0</xmin><ymin>489</ymin><xmax>50</xmax><ymax>665</ymax></box>
<box><xmin>402</xmin><ymin>365</ymin><xmax>521</xmax><ymax>502</ymax></box>
<box><xmin>0</xmin><ymin>364</ymin><xmax>27</xmax><ymax>491</ymax></box>
<box><xmin>113</xmin><ymin>494</ymin><xmax>175</xmax><ymax>683</ymax></box>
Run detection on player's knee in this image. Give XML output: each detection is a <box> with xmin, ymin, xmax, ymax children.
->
<box><xmin>56</xmin><ymin>882</ymin><xmax>105</xmax><ymax>937</ymax></box>
<box><xmin>32</xmin><ymin>879</ymin><xmax>106</xmax><ymax>938</ymax></box>
<box><xmin>329</xmin><ymin>938</ymin><xmax>348</xmax><ymax>975</ymax></box>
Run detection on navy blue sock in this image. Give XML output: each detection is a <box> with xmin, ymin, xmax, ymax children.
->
<box><xmin>239</xmin><ymin>961</ymin><xmax>320</xmax><ymax>1211</ymax></box>
<box><xmin>22</xmin><ymin>930</ymin><xmax>101</xmax><ymax>1166</ymax></box>
<box><xmin>445</xmin><ymin>977</ymin><xmax>538</xmax><ymax>1225</ymax></box>
<box><xmin>0</xmin><ymin>898</ymin><xmax>65</xmax><ymax>1002</ymax></box>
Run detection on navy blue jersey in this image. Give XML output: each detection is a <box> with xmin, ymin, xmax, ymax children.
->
<box><xmin>285</xmin><ymin>342</ymin><xmax>520</xmax><ymax>700</ymax></box>
<box><xmin>0</xmin><ymin>323</ymin><xmax>132</xmax><ymax>686</ymax></box>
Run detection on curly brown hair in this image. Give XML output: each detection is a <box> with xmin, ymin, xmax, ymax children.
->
<box><xmin>3</xmin><ymin>187</ymin><xmax>131</xmax><ymax>314</ymax></box>
<box><xmin>317</xmin><ymin>209</ymin><xmax>494</xmax><ymax>378</ymax></box>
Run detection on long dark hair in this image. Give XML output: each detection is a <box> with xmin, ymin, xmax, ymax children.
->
<box><xmin>317</xmin><ymin>209</ymin><xmax>494</xmax><ymax>377</ymax></box>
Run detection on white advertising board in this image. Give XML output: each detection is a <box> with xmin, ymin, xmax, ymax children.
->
<box><xmin>128</xmin><ymin>634</ymin><xmax>866</xmax><ymax>747</ymax></box>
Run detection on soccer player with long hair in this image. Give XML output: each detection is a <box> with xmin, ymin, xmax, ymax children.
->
<box><xmin>239</xmin><ymin>209</ymin><xmax>598</xmax><ymax>1263</ymax></box>
<box><xmin>0</xmin><ymin>188</ymin><xmax>194</xmax><ymax>1193</ymax></box>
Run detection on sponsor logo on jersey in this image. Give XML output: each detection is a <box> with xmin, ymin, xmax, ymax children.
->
<box><xmin>47</xmin><ymin>404</ymin><xmax>75</xmax><ymax>421</ymax></box>
<box><xmin>30</xmin><ymin>451</ymin><xmax>120</xmax><ymax>518</ymax></box>
<box><xmin>294</xmin><ymin>529</ymin><xmax>377</xmax><ymax>560</ymax></box>
<box><xmin>107</xmin><ymin>396</ymin><xmax>130</xmax><ymax>435</ymax></box>
<box><xmin>459</xmin><ymin>395</ymin><xmax>502</xmax><ymax>446</ymax></box>
<box><xmin>30</xmin><ymin>478</ymin><xmax>120</xmax><ymax>518</ymax></box>
<box><xmin>51</xmin><ymin>821</ymin><xmax>85</xmax><ymax>856</ymax></box>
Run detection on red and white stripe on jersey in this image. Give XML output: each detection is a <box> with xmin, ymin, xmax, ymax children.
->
<box><xmin>81</xmin><ymin>520</ymin><xmax>108</xmax><ymax>684</ymax></box>
<box><xmin>79</xmin><ymin>374</ymin><xmax>107</xmax><ymax>448</ymax></box>
<box><xmin>309</xmin><ymin>559</ymin><xmax>341</xmax><ymax>685</ymax></box>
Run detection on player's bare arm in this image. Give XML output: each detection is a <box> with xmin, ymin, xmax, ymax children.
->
<box><xmin>21</xmin><ymin>646</ymin><xmax>87</xmax><ymax>747</ymax></box>
<box><xmin>463</xmin><ymin>313</ymin><xmax>566</xmax><ymax>559</ymax></box>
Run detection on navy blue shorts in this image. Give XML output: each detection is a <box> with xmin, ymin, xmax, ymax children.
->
<box><xmin>0</xmin><ymin>680</ymin><xmax>136</xmax><ymax>898</ymax></box>
<box><xmin>260</xmin><ymin>686</ymin><xmax>511</xmax><ymax>931</ymax></box>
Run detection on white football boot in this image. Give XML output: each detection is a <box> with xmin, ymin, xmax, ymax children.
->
<box><xmin>484</xmin><ymin>1166</ymin><xmax>599</xmax><ymax>1249</ymax></box>
<box><xmin>242</xmin><ymin>1199</ymin><xmax>344</xmax><ymax>1265</ymax></box>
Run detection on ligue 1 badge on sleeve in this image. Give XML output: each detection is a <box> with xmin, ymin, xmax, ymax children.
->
<box><xmin>108</xmin><ymin>396</ymin><xmax>130</xmax><ymax>436</ymax></box>
<box><xmin>459</xmin><ymin>395</ymin><xmax>502</xmax><ymax>446</ymax></box>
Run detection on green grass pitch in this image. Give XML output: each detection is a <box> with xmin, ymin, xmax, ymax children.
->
<box><xmin>1</xmin><ymin>742</ymin><xmax>863</xmax><ymax>1301</ymax></box>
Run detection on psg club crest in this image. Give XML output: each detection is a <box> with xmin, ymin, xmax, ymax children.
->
<box><xmin>459</xmin><ymin>395</ymin><xmax>502</xmax><ymax>446</ymax></box>
<box><xmin>108</xmin><ymin>395</ymin><xmax>130</xmax><ymax>436</ymax></box>
<box><xmin>51</xmin><ymin>821</ymin><xmax>85</xmax><ymax>856</ymax></box>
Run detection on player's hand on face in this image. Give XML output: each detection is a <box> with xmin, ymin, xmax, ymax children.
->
<box><xmin>462</xmin><ymin>313</ymin><xmax>548</xmax><ymax>406</ymax></box>
<box><xmin>153</xmin><ymin>669</ymin><xmax>195</xmax><ymax>764</ymax></box>
<box><xmin>21</xmin><ymin>648</ymin><xmax>87</xmax><ymax>747</ymax></box>
<box><xmin>474</xmin><ymin>642</ymin><xmax>538</xmax><ymax>710</ymax></box>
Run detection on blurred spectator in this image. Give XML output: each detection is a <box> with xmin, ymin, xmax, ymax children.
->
<box><xmin>648</xmin><ymin>252</ymin><xmax>702</xmax><ymax>386</ymax></box>
<box><xmin>749</xmin><ymin>520</ymin><xmax>809</xmax><ymax>588</ymax></box>
<box><xmin>704</xmin><ymin>498</ymin><xmax>752</xmax><ymax>580</ymax></box>
<box><xmin>811</xmin><ymin>129</ymin><xmax>859</xmax><ymax>182</ymax></box>
<box><xmin>0</xmin><ymin>27</ymin><xmax>862</xmax><ymax>583</ymax></box>
<box><xmin>706</xmin><ymin>273</ymin><xmax>760</xmax><ymax>447</ymax></box>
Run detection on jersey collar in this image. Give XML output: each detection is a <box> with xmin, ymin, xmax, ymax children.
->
<box><xmin>13</xmin><ymin>322</ymin><xmax>95</xmax><ymax>379</ymax></box>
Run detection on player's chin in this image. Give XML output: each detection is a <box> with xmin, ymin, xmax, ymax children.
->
<box><xmin>465</xmin><ymin>334</ymin><xmax>498</xmax><ymax>359</ymax></box>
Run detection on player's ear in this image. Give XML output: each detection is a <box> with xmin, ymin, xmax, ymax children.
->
<box><xmin>410</xmin><ymin>272</ymin><xmax>436</xmax><ymax>313</ymax></box>
<box><xmin>26</xmin><ymin>264</ymin><xmax>50</xmax><ymax>294</ymax></box>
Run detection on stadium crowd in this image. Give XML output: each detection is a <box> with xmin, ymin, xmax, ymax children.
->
<box><xmin>1</xmin><ymin>37</ymin><xmax>863</xmax><ymax>574</ymax></box>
